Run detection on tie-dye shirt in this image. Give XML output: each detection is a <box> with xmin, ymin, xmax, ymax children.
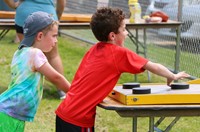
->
<box><xmin>0</xmin><ymin>47</ymin><xmax>47</xmax><ymax>122</ymax></box>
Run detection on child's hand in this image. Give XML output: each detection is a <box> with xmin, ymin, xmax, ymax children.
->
<box><xmin>167</xmin><ymin>71</ymin><xmax>190</xmax><ymax>86</ymax></box>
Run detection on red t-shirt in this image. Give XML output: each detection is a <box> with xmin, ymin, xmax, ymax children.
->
<box><xmin>55</xmin><ymin>42</ymin><xmax>148</xmax><ymax>127</ymax></box>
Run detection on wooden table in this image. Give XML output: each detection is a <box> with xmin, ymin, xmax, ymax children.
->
<box><xmin>0</xmin><ymin>19</ymin><xmax>91</xmax><ymax>40</ymax></box>
<box><xmin>0</xmin><ymin>11</ymin><xmax>92</xmax><ymax>40</ymax></box>
<box><xmin>0</xmin><ymin>18</ymin><xmax>181</xmax><ymax>45</ymax></box>
<box><xmin>0</xmin><ymin>11</ymin><xmax>92</xmax><ymax>22</ymax></box>
<box><xmin>0</xmin><ymin>18</ymin><xmax>181</xmax><ymax>33</ymax></box>
<box><xmin>98</xmin><ymin>96</ymin><xmax>200</xmax><ymax>132</ymax></box>
<box><xmin>125</xmin><ymin>19</ymin><xmax>182</xmax><ymax>82</ymax></box>
<box><xmin>126</xmin><ymin>19</ymin><xmax>181</xmax><ymax>29</ymax></box>
<box><xmin>125</xmin><ymin>19</ymin><xmax>182</xmax><ymax>55</ymax></box>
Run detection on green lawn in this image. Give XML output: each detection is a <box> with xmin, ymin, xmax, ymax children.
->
<box><xmin>0</xmin><ymin>31</ymin><xmax>200</xmax><ymax>131</ymax></box>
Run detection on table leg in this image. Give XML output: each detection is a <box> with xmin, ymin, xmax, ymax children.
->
<box><xmin>133</xmin><ymin>117</ymin><xmax>137</xmax><ymax>132</ymax></box>
<box><xmin>143</xmin><ymin>29</ymin><xmax>147</xmax><ymax>58</ymax></box>
<box><xmin>0</xmin><ymin>29</ymin><xmax>9</xmax><ymax>40</ymax></box>
<box><xmin>149</xmin><ymin>117</ymin><xmax>154</xmax><ymax>132</ymax></box>
<box><xmin>135</xmin><ymin>29</ymin><xmax>139</xmax><ymax>82</ymax></box>
<box><xmin>164</xmin><ymin>117</ymin><xmax>180</xmax><ymax>132</ymax></box>
<box><xmin>143</xmin><ymin>29</ymin><xmax>151</xmax><ymax>82</ymax></box>
<box><xmin>154</xmin><ymin>117</ymin><xmax>165</xmax><ymax>127</ymax></box>
<box><xmin>174</xmin><ymin>24</ymin><xmax>181</xmax><ymax>77</ymax></box>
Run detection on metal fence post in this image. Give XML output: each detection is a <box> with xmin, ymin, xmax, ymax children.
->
<box><xmin>174</xmin><ymin>0</ymin><xmax>183</xmax><ymax>75</ymax></box>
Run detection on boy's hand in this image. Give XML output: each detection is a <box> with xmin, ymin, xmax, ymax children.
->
<box><xmin>167</xmin><ymin>71</ymin><xmax>190</xmax><ymax>86</ymax></box>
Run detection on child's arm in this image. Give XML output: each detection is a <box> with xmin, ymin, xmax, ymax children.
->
<box><xmin>37</xmin><ymin>62</ymin><xmax>71</xmax><ymax>93</ymax></box>
<box><xmin>56</xmin><ymin>0</ymin><xmax>65</xmax><ymax>20</ymax></box>
<box><xmin>3</xmin><ymin>0</ymin><xmax>20</xmax><ymax>9</ymax></box>
<box><xmin>143</xmin><ymin>61</ymin><xmax>190</xmax><ymax>86</ymax></box>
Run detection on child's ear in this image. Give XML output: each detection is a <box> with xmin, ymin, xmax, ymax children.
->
<box><xmin>36</xmin><ymin>32</ymin><xmax>43</xmax><ymax>40</ymax></box>
<box><xmin>108</xmin><ymin>32</ymin><xmax>115</xmax><ymax>41</ymax></box>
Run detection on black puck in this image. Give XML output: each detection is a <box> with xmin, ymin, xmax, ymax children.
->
<box><xmin>132</xmin><ymin>87</ymin><xmax>151</xmax><ymax>94</ymax></box>
<box><xmin>123</xmin><ymin>82</ymin><xmax>140</xmax><ymax>89</ymax></box>
<box><xmin>171</xmin><ymin>83</ymin><xmax>189</xmax><ymax>90</ymax></box>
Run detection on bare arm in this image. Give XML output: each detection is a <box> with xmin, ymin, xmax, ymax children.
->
<box><xmin>37</xmin><ymin>62</ymin><xmax>71</xmax><ymax>93</ymax></box>
<box><xmin>3</xmin><ymin>0</ymin><xmax>20</xmax><ymax>9</ymax></box>
<box><xmin>56</xmin><ymin>0</ymin><xmax>66</xmax><ymax>20</ymax></box>
<box><xmin>143</xmin><ymin>61</ymin><xmax>190</xmax><ymax>85</ymax></box>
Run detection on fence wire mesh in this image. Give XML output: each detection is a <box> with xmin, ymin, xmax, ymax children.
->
<box><xmin>61</xmin><ymin>0</ymin><xmax>200</xmax><ymax>80</ymax></box>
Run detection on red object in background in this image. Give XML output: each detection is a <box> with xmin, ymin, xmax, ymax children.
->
<box><xmin>150</xmin><ymin>11</ymin><xmax>169</xmax><ymax>22</ymax></box>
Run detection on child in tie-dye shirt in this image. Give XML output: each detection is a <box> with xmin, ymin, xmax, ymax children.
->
<box><xmin>0</xmin><ymin>11</ymin><xmax>71</xmax><ymax>132</ymax></box>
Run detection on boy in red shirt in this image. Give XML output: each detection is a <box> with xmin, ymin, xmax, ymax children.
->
<box><xmin>55</xmin><ymin>7</ymin><xmax>189</xmax><ymax>132</ymax></box>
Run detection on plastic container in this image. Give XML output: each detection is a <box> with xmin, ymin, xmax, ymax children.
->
<box><xmin>128</xmin><ymin>0</ymin><xmax>142</xmax><ymax>23</ymax></box>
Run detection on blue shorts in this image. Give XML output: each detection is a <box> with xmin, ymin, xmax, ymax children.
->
<box><xmin>15</xmin><ymin>24</ymin><xmax>23</xmax><ymax>34</ymax></box>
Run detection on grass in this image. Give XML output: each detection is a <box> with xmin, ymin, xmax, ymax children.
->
<box><xmin>147</xmin><ymin>44</ymin><xmax>200</xmax><ymax>77</ymax></box>
<box><xmin>0</xmin><ymin>31</ymin><xmax>200</xmax><ymax>131</ymax></box>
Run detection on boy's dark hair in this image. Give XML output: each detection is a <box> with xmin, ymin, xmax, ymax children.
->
<box><xmin>90</xmin><ymin>7</ymin><xmax>126</xmax><ymax>42</ymax></box>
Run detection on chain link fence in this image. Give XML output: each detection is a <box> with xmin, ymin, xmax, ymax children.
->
<box><xmin>61</xmin><ymin>0</ymin><xmax>200</xmax><ymax>80</ymax></box>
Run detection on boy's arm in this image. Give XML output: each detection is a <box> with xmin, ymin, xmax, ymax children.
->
<box><xmin>37</xmin><ymin>62</ymin><xmax>71</xmax><ymax>93</ymax></box>
<box><xmin>143</xmin><ymin>61</ymin><xmax>190</xmax><ymax>85</ymax></box>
